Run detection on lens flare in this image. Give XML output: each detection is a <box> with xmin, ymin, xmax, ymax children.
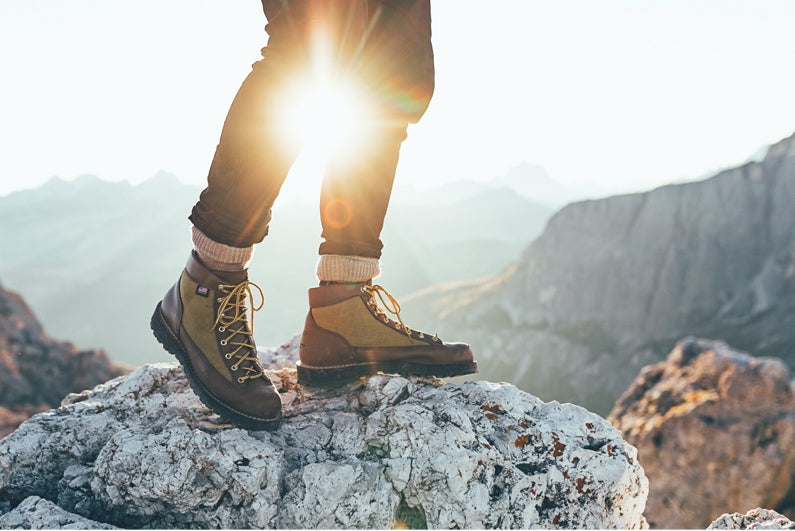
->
<box><xmin>322</xmin><ymin>197</ymin><xmax>354</xmax><ymax>229</ymax></box>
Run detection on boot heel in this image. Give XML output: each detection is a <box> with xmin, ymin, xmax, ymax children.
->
<box><xmin>150</xmin><ymin>302</ymin><xmax>185</xmax><ymax>359</ymax></box>
<box><xmin>296</xmin><ymin>361</ymin><xmax>378</xmax><ymax>387</ymax></box>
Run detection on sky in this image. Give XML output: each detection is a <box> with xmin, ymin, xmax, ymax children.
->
<box><xmin>1</xmin><ymin>0</ymin><xmax>795</xmax><ymax>198</ymax></box>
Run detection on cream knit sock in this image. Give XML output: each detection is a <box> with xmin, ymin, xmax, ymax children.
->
<box><xmin>191</xmin><ymin>226</ymin><xmax>254</xmax><ymax>271</ymax></box>
<box><xmin>316</xmin><ymin>254</ymin><xmax>381</xmax><ymax>283</ymax></box>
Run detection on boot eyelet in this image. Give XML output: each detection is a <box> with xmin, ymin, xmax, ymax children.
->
<box><xmin>231</xmin><ymin>364</ymin><xmax>239</xmax><ymax>371</ymax></box>
<box><xmin>217</xmin><ymin>297</ymin><xmax>223</xmax><ymax>303</ymax></box>
<box><xmin>238</xmin><ymin>377</ymin><xmax>245</xmax><ymax>383</ymax></box>
<box><xmin>218</xmin><ymin>326</ymin><xmax>226</xmax><ymax>332</ymax></box>
<box><xmin>220</xmin><ymin>339</ymin><xmax>228</xmax><ymax>346</ymax></box>
<box><xmin>418</xmin><ymin>333</ymin><xmax>425</xmax><ymax>339</ymax></box>
<box><xmin>224</xmin><ymin>353</ymin><xmax>232</xmax><ymax>359</ymax></box>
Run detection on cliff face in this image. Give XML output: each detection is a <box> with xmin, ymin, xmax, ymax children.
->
<box><xmin>0</xmin><ymin>363</ymin><xmax>648</xmax><ymax>529</ymax></box>
<box><xmin>609</xmin><ymin>338</ymin><xmax>795</xmax><ymax>529</ymax></box>
<box><xmin>0</xmin><ymin>282</ymin><xmax>125</xmax><ymax>437</ymax></box>
<box><xmin>405</xmin><ymin>132</ymin><xmax>795</xmax><ymax>414</ymax></box>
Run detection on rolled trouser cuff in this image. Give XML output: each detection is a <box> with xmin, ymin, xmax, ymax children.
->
<box><xmin>192</xmin><ymin>226</ymin><xmax>254</xmax><ymax>270</ymax></box>
<box><xmin>316</xmin><ymin>254</ymin><xmax>381</xmax><ymax>283</ymax></box>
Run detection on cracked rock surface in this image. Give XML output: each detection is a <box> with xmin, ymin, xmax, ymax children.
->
<box><xmin>0</xmin><ymin>363</ymin><xmax>648</xmax><ymax>529</ymax></box>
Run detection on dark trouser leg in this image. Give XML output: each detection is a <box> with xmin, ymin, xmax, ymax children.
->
<box><xmin>318</xmin><ymin>0</ymin><xmax>434</xmax><ymax>260</ymax></box>
<box><xmin>189</xmin><ymin>3</ymin><xmax>317</xmax><ymax>248</ymax></box>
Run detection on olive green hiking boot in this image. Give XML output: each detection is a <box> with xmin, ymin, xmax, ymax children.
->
<box><xmin>150</xmin><ymin>251</ymin><xmax>281</xmax><ymax>430</ymax></box>
<box><xmin>297</xmin><ymin>282</ymin><xmax>478</xmax><ymax>386</ymax></box>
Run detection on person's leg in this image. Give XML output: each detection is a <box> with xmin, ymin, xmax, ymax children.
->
<box><xmin>152</xmin><ymin>1</ymin><xmax>316</xmax><ymax>429</ymax></box>
<box><xmin>190</xmin><ymin>3</ymin><xmax>313</xmax><ymax>254</ymax></box>
<box><xmin>299</xmin><ymin>0</ymin><xmax>477</xmax><ymax>385</ymax></box>
<box><xmin>317</xmin><ymin>0</ymin><xmax>435</xmax><ymax>268</ymax></box>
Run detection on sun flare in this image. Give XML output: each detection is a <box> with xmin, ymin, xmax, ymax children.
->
<box><xmin>272</xmin><ymin>27</ymin><xmax>375</xmax><ymax>188</ymax></box>
<box><xmin>276</xmin><ymin>67</ymin><xmax>370</xmax><ymax>170</ymax></box>
<box><xmin>295</xmin><ymin>80</ymin><xmax>363</xmax><ymax>151</ymax></box>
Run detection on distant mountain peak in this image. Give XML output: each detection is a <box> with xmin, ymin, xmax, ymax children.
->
<box><xmin>144</xmin><ymin>169</ymin><xmax>182</xmax><ymax>184</ymax></box>
<box><xmin>137</xmin><ymin>170</ymin><xmax>190</xmax><ymax>191</ymax></box>
<box><xmin>491</xmin><ymin>162</ymin><xmax>605</xmax><ymax>208</ymax></box>
<box><xmin>497</xmin><ymin>162</ymin><xmax>553</xmax><ymax>183</ymax></box>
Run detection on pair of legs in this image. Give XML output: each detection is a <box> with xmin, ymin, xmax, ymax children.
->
<box><xmin>152</xmin><ymin>0</ymin><xmax>476</xmax><ymax>431</ymax></box>
<box><xmin>190</xmin><ymin>0</ymin><xmax>436</xmax><ymax>268</ymax></box>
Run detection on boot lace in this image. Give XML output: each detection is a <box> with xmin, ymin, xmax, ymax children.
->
<box><xmin>362</xmin><ymin>284</ymin><xmax>440</xmax><ymax>343</ymax></box>
<box><xmin>211</xmin><ymin>280</ymin><xmax>265</xmax><ymax>383</ymax></box>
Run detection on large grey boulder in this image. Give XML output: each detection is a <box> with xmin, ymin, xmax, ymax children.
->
<box><xmin>0</xmin><ymin>362</ymin><xmax>648</xmax><ymax>529</ymax></box>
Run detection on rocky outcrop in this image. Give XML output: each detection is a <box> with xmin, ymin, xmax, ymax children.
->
<box><xmin>404</xmin><ymin>131</ymin><xmax>795</xmax><ymax>415</ymax></box>
<box><xmin>258</xmin><ymin>333</ymin><xmax>301</xmax><ymax>370</ymax></box>
<box><xmin>608</xmin><ymin>338</ymin><xmax>795</xmax><ymax>529</ymax></box>
<box><xmin>0</xmin><ymin>496</ymin><xmax>116</xmax><ymax>529</ymax></box>
<box><xmin>0</xmin><ymin>363</ymin><xmax>648</xmax><ymax>529</ymax></box>
<box><xmin>709</xmin><ymin>508</ymin><xmax>795</xmax><ymax>530</ymax></box>
<box><xmin>0</xmin><ymin>281</ymin><xmax>126</xmax><ymax>438</ymax></box>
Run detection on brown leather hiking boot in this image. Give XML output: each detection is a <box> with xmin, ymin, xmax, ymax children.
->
<box><xmin>297</xmin><ymin>282</ymin><xmax>477</xmax><ymax>385</ymax></box>
<box><xmin>150</xmin><ymin>251</ymin><xmax>281</xmax><ymax>429</ymax></box>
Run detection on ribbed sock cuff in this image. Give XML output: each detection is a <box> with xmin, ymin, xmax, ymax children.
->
<box><xmin>192</xmin><ymin>226</ymin><xmax>254</xmax><ymax>271</ymax></box>
<box><xmin>316</xmin><ymin>254</ymin><xmax>381</xmax><ymax>283</ymax></box>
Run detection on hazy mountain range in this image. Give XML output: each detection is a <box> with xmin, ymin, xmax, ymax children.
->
<box><xmin>0</xmin><ymin>164</ymin><xmax>580</xmax><ymax>366</ymax></box>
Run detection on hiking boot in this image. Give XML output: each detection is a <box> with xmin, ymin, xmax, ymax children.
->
<box><xmin>297</xmin><ymin>282</ymin><xmax>477</xmax><ymax>385</ymax></box>
<box><xmin>150</xmin><ymin>251</ymin><xmax>281</xmax><ymax>429</ymax></box>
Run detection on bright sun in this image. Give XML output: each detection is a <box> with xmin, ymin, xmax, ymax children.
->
<box><xmin>291</xmin><ymin>79</ymin><xmax>364</xmax><ymax>155</ymax></box>
<box><xmin>277</xmin><ymin>73</ymin><xmax>369</xmax><ymax>194</ymax></box>
<box><xmin>273</xmin><ymin>29</ymin><xmax>373</xmax><ymax>190</ymax></box>
<box><xmin>276</xmin><ymin>61</ymin><xmax>369</xmax><ymax>175</ymax></box>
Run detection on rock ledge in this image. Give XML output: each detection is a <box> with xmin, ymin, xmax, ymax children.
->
<box><xmin>0</xmin><ymin>363</ymin><xmax>647</xmax><ymax>529</ymax></box>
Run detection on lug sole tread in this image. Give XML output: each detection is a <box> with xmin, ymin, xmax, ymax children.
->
<box><xmin>296</xmin><ymin>359</ymin><xmax>478</xmax><ymax>387</ymax></box>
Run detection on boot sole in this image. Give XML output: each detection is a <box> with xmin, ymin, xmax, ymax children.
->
<box><xmin>296</xmin><ymin>359</ymin><xmax>478</xmax><ymax>387</ymax></box>
<box><xmin>150</xmin><ymin>302</ymin><xmax>281</xmax><ymax>431</ymax></box>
